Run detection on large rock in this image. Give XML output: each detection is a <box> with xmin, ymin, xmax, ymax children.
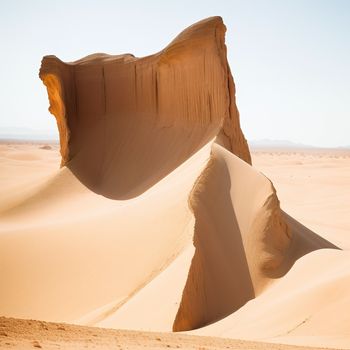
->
<box><xmin>40</xmin><ymin>17</ymin><xmax>251</xmax><ymax>199</ymax></box>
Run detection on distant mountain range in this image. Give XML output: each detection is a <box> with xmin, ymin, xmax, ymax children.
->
<box><xmin>0</xmin><ymin>128</ymin><xmax>348</xmax><ymax>149</ymax></box>
<box><xmin>249</xmin><ymin>139</ymin><xmax>315</xmax><ymax>149</ymax></box>
<box><xmin>249</xmin><ymin>139</ymin><xmax>350</xmax><ymax>150</ymax></box>
<box><xmin>0</xmin><ymin>127</ymin><xmax>58</xmax><ymax>141</ymax></box>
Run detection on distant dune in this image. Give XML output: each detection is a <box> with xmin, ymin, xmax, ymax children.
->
<box><xmin>249</xmin><ymin>139</ymin><xmax>315</xmax><ymax>149</ymax></box>
<box><xmin>0</xmin><ymin>127</ymin><xmax>58</xmax><ymax>141</ymax></box>
<box><xmin>0</xmin><ymin>16</ymin><xmax>349</xmax><ymax>350</ymax></box>
<box><xmin>249</xmin><ymin>139</ymin><xmax>350</xmax><ymax>150</ymax></box>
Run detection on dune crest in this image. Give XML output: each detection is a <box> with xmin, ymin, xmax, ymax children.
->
<box><xmin>0</xmin><ymin>16</ymin><xmax>345</xmax><ymax>349</ymax></box>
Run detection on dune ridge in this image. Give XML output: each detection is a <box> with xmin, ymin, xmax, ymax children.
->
<box><xmin>0</xmin><ymin>16</ymin><xmax>348</xmax><ymax>349</ymax></box>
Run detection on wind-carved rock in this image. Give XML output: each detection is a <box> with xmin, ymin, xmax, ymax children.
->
<box><xmin>40</xmin><ymin>17</ymin><xmax>251</xmax><ymax>199</ymax></box>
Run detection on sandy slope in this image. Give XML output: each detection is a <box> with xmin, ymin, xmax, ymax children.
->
<box><xmin>0</xmin><ymin>140</ymin><xmax>212</xmax><ymax>322</ymax></box>
<box><xmin>192</xmin><ymin>150</ymin><xmax>350</xmax><ymax>349</ymax></box>
<box><xmin>0</xmin><ymin>16</ymin><xmax>349</xmax><ymax>350</ymax></box>
<box><xmin>0</xmin><ymin>144</ymin><xmax>349</xmax><ymax>349</ymax></box>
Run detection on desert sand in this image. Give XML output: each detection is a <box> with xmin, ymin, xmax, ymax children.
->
<box><xmin>0</xmin><ymin>316</ymin><xmax>329</xmax><ymax>350</ymax></box>
<box><xmin>0</xmin><ymin>16</ymin><xmax>349</xmax><ymax>350</ymax></box>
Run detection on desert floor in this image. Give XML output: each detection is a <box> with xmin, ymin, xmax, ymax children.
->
<box><xmin>0</xmin><ymin>143</ymin><xmax>349</xmax><ymax>350</ymax></box>
<box><xmin>0</xmin><ymin>316</ymin><xmax>328</xmax><ymax>350</ymax></box>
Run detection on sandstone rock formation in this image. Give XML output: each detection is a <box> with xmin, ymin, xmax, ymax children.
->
<box><xmin>0</xmin><ymin>16</ymin><xmax>338</xmax><ymax>346</ymax></box>
<box><xmin>40</xmin><ymin>17</ymin><xmax>251</xmax><ymax>199</ymax></box>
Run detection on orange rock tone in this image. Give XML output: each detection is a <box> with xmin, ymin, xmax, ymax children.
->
<box><xmin>39</xmin><ymin>17</ymin><xmax>251</xmax><ymax>199</ymax></box>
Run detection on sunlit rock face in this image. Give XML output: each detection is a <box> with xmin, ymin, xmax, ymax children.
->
<box><xmin>40</xmin><ymin>16</ymin><xmax>251</xmax><ymax>199</ymax></box>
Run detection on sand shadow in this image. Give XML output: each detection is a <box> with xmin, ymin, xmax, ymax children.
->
<box><xmin>65</xmin><ymin>118</ymin><xmax>217</xmax><ymax>200</ymax></box>
<box><xmin>172</xmin><ymin>155</ymin><xmax>340</xmax><ymax>332</ymax></box>
<box><xmin>272</xmin><ymin>211</ymin><xmax>341</xmax><ymax>279</ymax></box>
<box><xmin>173</xmin><ymin>157</ymin><xmax>255</xmax><ymax>331</ymax></box>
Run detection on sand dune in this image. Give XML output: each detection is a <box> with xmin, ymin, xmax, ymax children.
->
<box><xmin>0</xmin><ymin>16</ymin><xmax>349</xmax><ymax>350</ymax></box>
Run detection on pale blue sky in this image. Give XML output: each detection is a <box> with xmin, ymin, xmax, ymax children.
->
<box><xmin>0</xmin><ymin>0</ymin><xmax>349</xmax><ymax>147</ymax></box>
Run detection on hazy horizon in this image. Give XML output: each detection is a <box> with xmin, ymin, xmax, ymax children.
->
<box><xmin>2</xmin><ymin>126</ymin><xmax>349</xmax><ymax>149</ymax></box>
<box><xmin>0</xmin><ymin>0</ymin><xmax>349</xmax><ymax>147</ymax></box>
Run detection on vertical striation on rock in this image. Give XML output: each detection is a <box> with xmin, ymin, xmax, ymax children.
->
<box><xmin>39</xmin><ymin>17</ymin><xmax>250</xmax><ymax>199</ymax></box>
